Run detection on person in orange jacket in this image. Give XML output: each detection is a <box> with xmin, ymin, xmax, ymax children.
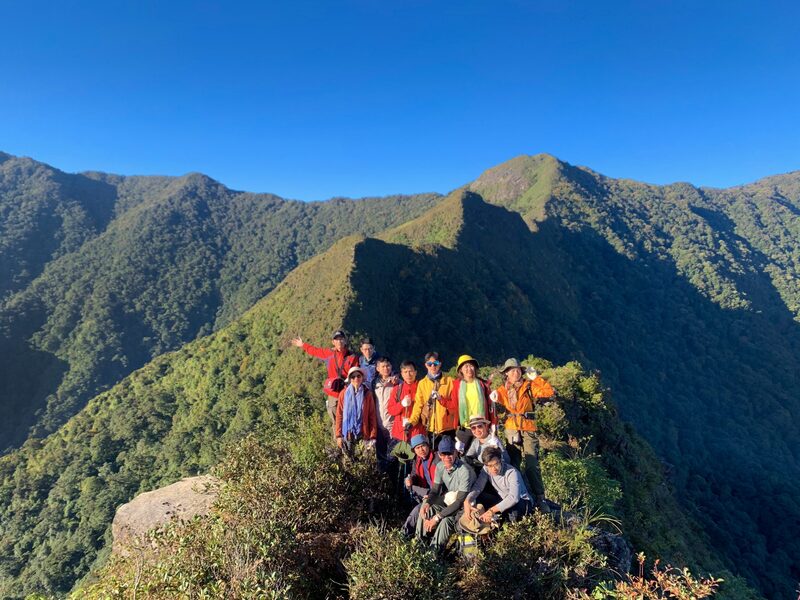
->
<box><xmin>291</xmin><ymin>330</ymin><xmax>358</xmax><ymax>441</ymax></box>
<box><xmin>492</xmin><ymin>358</ymin><xmax>554</xmax><ymax>511</ymax></box>
<box><xmin>335</xmin><ymin>366</ymin><xmax>378</xmax><ymax>455</ymax></box>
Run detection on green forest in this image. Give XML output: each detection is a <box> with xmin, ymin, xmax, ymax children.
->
<box><xmin>0</xmin><ymin>152</ymin><xmax>440</xmax><ymax>447</ymax></box>
<box><xmin>1</xmin><ymin>151</ymin><xmax>800</xmax><ymax>598</ymax></box>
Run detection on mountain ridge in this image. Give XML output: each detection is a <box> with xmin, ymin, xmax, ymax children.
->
<box><xmin>2</xmin><ymin>151</ymin><xmax>800</xmax><ymax>596</ymax></box>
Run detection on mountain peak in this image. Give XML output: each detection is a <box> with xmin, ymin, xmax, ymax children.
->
<box><xmin>469</xmin><ymin>154</ymin><xmax>563</xmax><ymax>229</ymax></box>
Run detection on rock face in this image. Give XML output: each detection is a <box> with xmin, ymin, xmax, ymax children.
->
<box><xmin>111</xmin><ymin>475</ymin><xmax>219</xmax><ymax>555</ymax></box>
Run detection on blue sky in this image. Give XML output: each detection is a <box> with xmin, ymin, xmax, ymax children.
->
<box><xmin>2</xmin><ymin>0</ymin><xmax>799</xmax><ymax>200</ymax></box>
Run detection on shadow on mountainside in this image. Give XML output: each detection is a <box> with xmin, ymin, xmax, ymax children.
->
<box><xmin>343</xmin><ymin>192</ymin><xmax>800</xmax><ymax>599</ymax></box>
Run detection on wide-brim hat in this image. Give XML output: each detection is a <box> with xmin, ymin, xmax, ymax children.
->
<box><xmin>468</xmin><ymin>415</ymin><xmax>490</xmax><ymax>428</ymax></box>
<box><xmin>458</xmin><ymin>504</ymin><xmax>493</xmax><ymax>535</ymax></box>
<box><xmin>457</xmin><ymin>354</ymin><xmax>479</xmax><ymax>372</ymax></box>
<box><xmin>346</xmin><ymin>366</ymin><xmax>364</xmax><ymax>379</ymax></box>
<box><xmin>501</xmin><ymin>358</ymin><xmax>522</xmax><ymax>373</ymax></box>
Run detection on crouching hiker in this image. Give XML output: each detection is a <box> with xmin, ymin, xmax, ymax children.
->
<box><xmin>401</xmin><ymin>434</ymin><xmax>440</xmax><ymax>536</ymax></box>
<box><xmin>335</xmin><ymin>366</ymin><xmax>378</xmax><ymax>457</ymax></box>
<box><xmin>463</xmin><ymin>415</ymin><xmax>510</xmax><ymax>474</ymax></box>
<box><xmin>464</xmin><ymin>447</ymin><xmax>533</xmax><ymax>526</ymax></box>
<box><xmin>416</xmin><ymin>436</ymin><xmax>475</xmax><ymax>553</ymax></box>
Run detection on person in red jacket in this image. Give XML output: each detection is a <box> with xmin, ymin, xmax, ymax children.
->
<box><xmin>335</xmin><ymin>366</ymin><xmax>378</xmax><ymax>456</ymax></box>
<box><xmin>291</xmin><ymin>330</ymin><xmax>358</xmax><ymax>440</ymax></box>
<box><xmin>402</xmin><ymin>434</ymin><xmax>440</xmax><ymax>536</ymax></box>
<box><xmin>387</xmin><ymin>360</ymin><xmax>426</xmax><ymax>442</ymax></box>
<box><xmin>445</xmin><ymin>355</ymin><xmax>496</xmax><ymax>450</ymax></box>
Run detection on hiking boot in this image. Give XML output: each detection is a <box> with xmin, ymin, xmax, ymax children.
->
<box><xmin>534</xmin><ymin>495</ymin><xmax>551</xmax><ymax>514</ymax></box>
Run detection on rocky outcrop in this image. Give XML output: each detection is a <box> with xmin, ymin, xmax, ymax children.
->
<box><xmin>111</xmin><ymin>475</ymin><xmax>219</xmax><ymax>555</ymax></box>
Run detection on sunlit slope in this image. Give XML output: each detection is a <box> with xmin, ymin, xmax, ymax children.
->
<box><xmin>0</xmin><ymin>196</ymin><xmax>728</xmax><ymax>597</ymax></box>
<box><xmin>0</xmin><ymin>235</ymin><xmax>368</xmax><ymax>597</ymax></box>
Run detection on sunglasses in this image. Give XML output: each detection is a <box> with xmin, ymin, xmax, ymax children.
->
<box><xmin>438</xmin><ymin>451</ymin><xmax>454</xmax><ymax>456</ymax></box>
<box><xmin>350</xmin><ymin>374</ymin><xmax>363</xmax><ymax>379</ymax></box>
<box><xmin>470</xmin><ymin>424</ymin><xmax>487</xmax><ymax>430</ymax></box>
<box><xmin>426</xmin><ymin>360</ymin><xmax>441</xmax><ymax>367</ymax></box>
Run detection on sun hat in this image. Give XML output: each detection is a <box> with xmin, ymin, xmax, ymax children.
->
<box><xmin>458</xmin><ymin>504</ymin><xmax>494</xmax><ymax>535</ymax></box>
<box><xmin>346</xmin><ymin>366</ymin><xmax>364</xmax><ymax>378</ymax></box>
<box><xmin>468</xmin><ymin>415</ymin><xmax>490</xmax><ymax>427</ymax></box>
<box><xmin>501</xmin><ymin>358</ymin><xmax>522</xmax><ymax>372</ymax></box>
<box><xmin>456</xmin><ymin>354</ymin><xmax>479</xmax><ymax>371</ymax></box>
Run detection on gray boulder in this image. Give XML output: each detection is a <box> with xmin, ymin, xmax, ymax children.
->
<box><xmin>111</xmin><ymin>475</ymin><xmax>219</xmax><ymax>555</ymax></box>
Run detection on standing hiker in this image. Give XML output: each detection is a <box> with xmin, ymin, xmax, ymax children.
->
<box><xmin>446</xmin><ymin>355</ymin><xmax>496</xmax><ymax>452</ymax></box>
<box><xmin>493</xmin><ymin>358</ymin><xmax>552</xmax><ymax>511</ymax></box>
<box><xmin>358</xmin><ymin>337</ymin><xmax>381</xmax><ymax>388</ymax></box>
<box><xmin>335</xmin><ymin>366</ymin><xmax>378</xmax><ymax>456</ymax></box>
<box><xmin>372</xmin><ymin>356</ymin><xmax>397</xmax><ymax>470</ymax></box>
<box><xmin>416</xmin><ymin>436</ymin><xmax>475</xmax><ymax>553</ymax></box>
<box><xmin>291</xmin><ymin>330</ymin><xmax>358</xmax><ymax>441</ymax></box>
<box><xmin>387</xmin><ymin>360</ymin><xmax>425</xmax><ymax>442</ymax></box>
<box><xmin>411</xmin><ymin>351</ymin><xmax>456</xmax><ymax>450</ymax></box>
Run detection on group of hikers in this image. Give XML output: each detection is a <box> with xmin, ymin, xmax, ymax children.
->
<box><xmin>290</xmin><ymin>329</ymin><xmax>556</xmax><ymax>553</ymax></box>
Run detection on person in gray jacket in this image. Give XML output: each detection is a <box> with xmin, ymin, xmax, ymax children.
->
<box><xmin>463</xmin><ymin>446</ymin><xmax>533</xmax><ymax>524</ymax></box>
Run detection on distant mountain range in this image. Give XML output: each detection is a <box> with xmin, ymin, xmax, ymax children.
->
<box><xmin>1</xmin><ymin>151</ymin><xmax>799</xmax><ymax>598</ymax></box>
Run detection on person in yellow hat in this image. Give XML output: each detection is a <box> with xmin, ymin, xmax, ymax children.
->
<box><xmin>444</xmin><ymin>354</ymin><xmax>496</xmax><ymax>433</ymax></box>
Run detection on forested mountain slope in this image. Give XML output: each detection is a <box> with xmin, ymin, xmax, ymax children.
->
<box><xmin>467</xmin><ymin>157</ymin><xmax>800</xmax><ymax>598</ymax></box>
<box><xmin>0</xmin><ymin>153</ymin><xmax>440</xmax><ymax>448</ymax></box>
<box><xmin>0</xmin><ymin>212</ymin><xmax>732</xmax><ymax>598</ymax></box>
<box><xmin>2</xmin><ymin>151</ymin><xmax>799</xmax><ymax>597</ymax></box>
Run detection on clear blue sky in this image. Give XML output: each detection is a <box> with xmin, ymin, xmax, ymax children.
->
<box><xmin>2</xmin><ymin>1</ymin><xmax>799</xmax><ymax>200</ymax></box>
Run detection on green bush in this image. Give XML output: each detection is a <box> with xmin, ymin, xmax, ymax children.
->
<box><xmin>344</xmin><ymin>524</ymin><xmax>455</xmax><ymax>600</ymax></box>
<box><xmin>541</xmin><ymin>451</ymin><xmax>622</xmax><ymax>513</ymax></box>
<box><xmin>456</xmin><ymin>512</ymin><xmax>609</xmax><ymax>600</ymax></box>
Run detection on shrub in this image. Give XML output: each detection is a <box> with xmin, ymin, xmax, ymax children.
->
<box><xmin>344</xmin><ymin>523</ymin><xmax>455</xmax><ymax>600</ymax></box>
<box><xmin>541</xmin><ymin>451</ymin><xmax>622</xmax><ymax>513</ymax></box>
<box><xmin>456</xmin><ymin>512</ymin><xmax>610</xmax><ymax>600</ymax></box>
<box><xmin>584</xmin><ymin>553</ymin><xmax>721</xmax><ymax>599</ymax></box>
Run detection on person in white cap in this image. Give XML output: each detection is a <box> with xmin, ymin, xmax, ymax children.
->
<box><xmin>463</xmin><ymin>415</ymin><xmax>510</xmax><ymax>474</ymax></box>
<box><xmin>335</xmin><ymin>365</ymin><xmax>378</xmax><ymax>456</ymax></box>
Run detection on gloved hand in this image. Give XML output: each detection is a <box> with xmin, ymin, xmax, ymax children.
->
<box><xmin>455</xmin><ymin>439</ymin><xmax>466</xmax><ymax>453</ymax></box>
<box><xmin>402</xmin><ymin>417</ymin><xmax>411</xmax><ymax>431</ymax></box>
<box><xmin>525</xmin><ymin>367</ymin><xmax>539</xmax><ymax>381</ymax></box>
<box><xmin>489</xmin><ymin>390</ymin><xmax>499</xmax><ymax>403</ymax></box>
<box><xmin>430</xmin><ymin>390</ymin><xmax>439</xmax><ymax>401</ymax></box>
<box><xmin>401</xmin><ymin>395</ymin><xmax>412</xmax><ymax>408</ymax></box>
